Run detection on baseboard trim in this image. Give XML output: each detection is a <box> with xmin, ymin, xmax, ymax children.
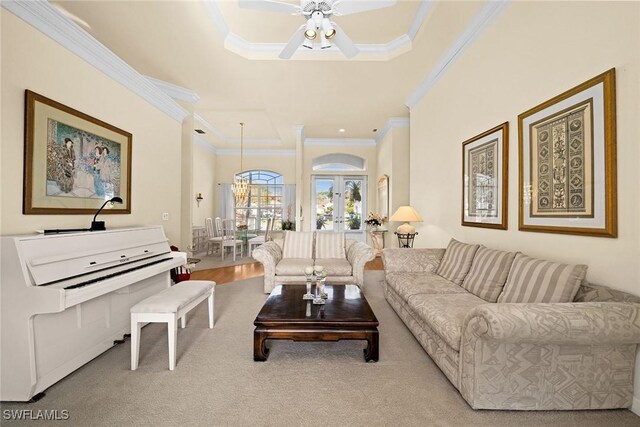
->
<box><xmin>632</xmin><ymin>396</ymin><xmax>640</xmax><ymax>416</ymax></box>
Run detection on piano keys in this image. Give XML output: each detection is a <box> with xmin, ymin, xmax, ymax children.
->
<box><xmin>0</xmin><ymin>226</ymin><xmax>186</xmax><ymax>401</ymax></box>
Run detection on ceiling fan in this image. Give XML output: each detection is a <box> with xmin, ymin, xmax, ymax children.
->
<box><xmin>238</xmin><ymin>0</ymin><xmax>396</xmax><ymax>59</ymax></box>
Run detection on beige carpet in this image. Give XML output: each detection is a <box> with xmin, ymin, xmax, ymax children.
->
<box><xmin>2</xmin><ymin>272</ymin><xmax>638</xmax><ymax>426</ymax></box>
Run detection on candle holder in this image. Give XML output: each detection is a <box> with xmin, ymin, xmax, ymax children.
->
<box><xmin>303</xmin><ymin>277</ymin><xmax>314</xmax><ymax>300</ymax></box>
<box><xmin>312</xmin><ymin>284</ymin><xmax>325</xmax><ymax>305</ymax></box>
<box><xmin>303</xmin><ymin>267</ymin><xmax>314</xmax><ymax>300</ymax></box>
<box><xmin>318</xmin><ymin>270</ymin><xmax>328</xmax><ymax>299</ymax></box>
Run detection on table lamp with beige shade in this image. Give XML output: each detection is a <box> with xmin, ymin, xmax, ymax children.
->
<box><xmin>390</xmin><ymin>206</ymin><xmax>423</xmax><ymax>234</ymax></box>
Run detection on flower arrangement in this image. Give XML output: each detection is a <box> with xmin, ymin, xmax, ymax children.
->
<box><xmin>364</xmin><ymin>212</ymin><xmax>386</xmax><ymax>227</ymax></box>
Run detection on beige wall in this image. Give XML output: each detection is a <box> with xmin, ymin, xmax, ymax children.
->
<box><xmin>376</xmin><ymin>127</ymin><xmax>410</xmax><ymax>248</ymax></box>
<box><xmin>0</xmin><ymin>13</ymin><xmax>183</xmax><ymax>243</ymax></box>
<box><xmin>302</xmin><ymin>144</ymin><xmax>377</xmax><ymax>235</ymax></box>
<box><xmin>409</xmin><ymin>1</ymin><xmax>640</xmax><ymax>403</ymax></box>
<box><xmin>192</xmin><ymin>141</ymin><xmax>217</xmax><ymax>228</ymax></box>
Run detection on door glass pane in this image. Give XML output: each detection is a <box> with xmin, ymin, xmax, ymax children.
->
<box><xmin>343</xmin><ymin>179</ymin><xmax>363</xmax><ymax>231</ymax></box>
<box><xmin>315</xmin><ymin>179</ymin><xmax>334</xmax><ymax>231</ymax></box>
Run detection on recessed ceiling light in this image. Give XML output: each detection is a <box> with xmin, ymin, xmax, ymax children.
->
<box><xmin>372</xmin><ymin>128</ymin><xmax>378</xmax><ymax>132</ymax></box>
<box><xmin>194</xmin><ymin>129</ymin><xmax>206</xmax><ymax>134</ymax></box>
<box><xmin>339</xmin><ymin>128</ymin><xmax>346</xmax><ymax>133</ymax></box>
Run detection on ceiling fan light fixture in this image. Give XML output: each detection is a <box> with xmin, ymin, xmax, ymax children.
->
<box><xmin>322</xmin><ymin>18</ymin><xmax>336</xmax><ymax>39</ymax></box>
<box><xmin>304</xmin><ymin>20</ymin><xmax>317</xmax><ymax>40</ymax></box>
<box><xmin>321</xmin><ymin>33</ymin><xmax>332</xmax><ymax>49</ymax></box>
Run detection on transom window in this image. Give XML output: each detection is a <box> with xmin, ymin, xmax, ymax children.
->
<box><xmin>235</xmin><ymin>170</ymin><xmax>284</xmax><ymax>232</ymax></box>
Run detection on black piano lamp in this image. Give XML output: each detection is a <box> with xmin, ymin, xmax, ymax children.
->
<box><xmin>91</xmin><ymin>197</ymin><xmax>123</xmax><ymax>231</ymax></box>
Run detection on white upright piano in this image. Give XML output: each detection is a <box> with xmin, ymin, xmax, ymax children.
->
<box><xmin>0</xmin><ymin>226</ymin><xmax>186</xmax><ymax>401</ymax></box>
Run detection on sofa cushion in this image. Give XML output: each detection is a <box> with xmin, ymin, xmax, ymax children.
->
<box><xmin>497</xmin><ymin>254</ymin><xmax>587</xmax><ymax>303</ymax></box>
<box><xmin>436</xmin><ymin>239</ymin><xmax>480</xmax><ymax>285</ymax></box>
<box><xmin>462</xmin><ymin>247</ymin><xmax>517</xmax><ymax>302</ymax></box>
<box><xmin>282</xmin><ymin>231</ymin><xmax>314</xmax><ymax>259</ymax></box>
<box><xmin>408</xmin><ymin>293</ymin><xmax>487</xmax><ymax>352</ymax></box>
<box><xmin>315</xmin><ymin>258</ymin><xmax>352</xmax><ymax>276</ymax></box>
<box><xmin>315</xmin><ymin>232</ymin><xmax>345</xmax><ymax>258</ymax></box>
<box><xmin>386</xmin><ymin>272</ymin><xmax>467</xmax><ymax>302</ymax></box>
<box><xmin>275</xmin><ymin>258</ymin><xmax>311</xmax><ymax>276</ymax></box>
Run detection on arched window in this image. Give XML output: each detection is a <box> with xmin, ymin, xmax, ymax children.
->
<box><xmin>312</xmin><ymin>153</ymin><xmax>366</xmax><ymax>171</ymax></box>
<box><xmin>235</xmin><ymin>170</ymin><xmax>284</xmax><ymax>232</ymax></box>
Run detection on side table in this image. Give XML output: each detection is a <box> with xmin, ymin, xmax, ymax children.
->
<box><xmin>395</xmin><ymin>232</ymin><xmax>418</xmax><ymax>248</ymax></box>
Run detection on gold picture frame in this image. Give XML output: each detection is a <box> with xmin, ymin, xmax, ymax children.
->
<box><xmin>461</xmin><ymin>122</ymin><xmax>509</xmax><ymax>229</ymax></box>
<box><xmin>24</xmin><ymin>90</ymin><xmax>132</xmax><ymax>215</ymax></box>
<box><xmin>518</xmin><ymin>69</ymin><xmax>617</xmax><ymax>237</ymax></box>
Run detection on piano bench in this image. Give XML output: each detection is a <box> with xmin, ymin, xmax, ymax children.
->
<box><xmin>130</xmin><ymin>280</ymin><xmax>215</xmax><ymax>371</ymax></box>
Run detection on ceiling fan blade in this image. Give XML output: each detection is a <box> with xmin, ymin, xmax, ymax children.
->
<box><xmin>238</xmin><ymin>0</ymin><xmax>301</xmax><ymax>14</ymax></box>
<box><xmin>279</xmin><ymin>25</ymin><xmax>306</xmax><ymax>59</ymax></box>
<box><xmin>332</xmin><ymin>0</ymin><xmax>396</xmax><ymax>16</ymax></box>
<box><xmin>330</xmin><ymin>22</ymin><xmax>359</xmax><ymax>58</ymax></box>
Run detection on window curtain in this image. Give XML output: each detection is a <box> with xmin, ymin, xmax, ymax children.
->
<box><xmin>283</xmin><ymin>184</ymin><xmax>296</xmax><ymax>221</ymax></box>
<box><xmin>219</xmin><ymin>183</ymin><xmax>234</xmax><ymax>220</ymax></box>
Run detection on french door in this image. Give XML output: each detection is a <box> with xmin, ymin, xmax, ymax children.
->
<box><xmin>312</xmin><ymin>175</ymin><xmax>367</xmax><ymax>241</ymax></box>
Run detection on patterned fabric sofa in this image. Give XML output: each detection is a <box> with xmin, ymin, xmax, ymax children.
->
<box><xmin>383</xmin><ymin>239</ymin><xmax>640</xmax><ymax>411</ymax></box>
<box><xmin>253</xmin><ymin>231</ymin><xmax>375</xmax><ymax>293</ymax></box>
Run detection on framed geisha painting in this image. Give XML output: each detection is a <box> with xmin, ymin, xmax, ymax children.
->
<box><xmin>23</xmin><ymin>90</ymin><xmax>132</xmax><ymax>215</ymax></box>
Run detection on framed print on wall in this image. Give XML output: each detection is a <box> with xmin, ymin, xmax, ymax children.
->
<box><xmin>518</xmin><ymin>69</ymin><xmax>617</xmax><ymax>237</ymax></box>
<box><xmin>462</xmin><ymin>122</ymin><xmax>509</xmax><ymax>229</ymax></box>
<box><xmin>24</xmin><ymin>90</ymin><xmax>132</xmax><ymax>215</ymax></box>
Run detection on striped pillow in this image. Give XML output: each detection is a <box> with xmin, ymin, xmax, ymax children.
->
<box><xmin>315</xmin><ymin>232</ymin><xmax>345</xmax><ymax>259</ymax></box>
<box><xmin>282</xmin><ymin>231</ymin><xmax>314</xmax><ymax>259</ymax></box>
<box><xmin>497</xmin><ymin>254</ymin><xmax>587</xmax><ymax>303</ymax></box>
<box><xmin>462</xmin><ymin>247</ymin><xmax>517</xmax><ymax>302</ymax></box>
<box><xmin>436</xmin><ymin>239</ymin><xmax>480</xmax><ymax>285</ymax></box>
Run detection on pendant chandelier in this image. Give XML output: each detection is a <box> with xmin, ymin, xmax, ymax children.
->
<box><xmin>232</xmin><ymin>122</ymin><xmax>249</xmax><ymax>205</ymax></box>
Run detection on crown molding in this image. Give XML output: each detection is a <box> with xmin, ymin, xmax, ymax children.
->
<box><xmin>305</xmin><ymin>138</ymin><xmax>376</xmax><ymax>147</ymax></box>
<box><xmin>292</xmin><ymin>125</ymin><xmax>305</xmax><ymax>140</ymax></box>
<box><xmin>406</xmin><ymin>0</ymin><xmax>509</xmax><ymax>108</ymax></box>
<box><xmin>193</xmin><ymin>137</ymin><xmax>293</xmax><ymax>157</ymax></box>
<box><xmin>408</xmin><ymin>0</ymin><xmax>437</xmax><ymax>40</ymax></box>
<box><xmin>375</xmin><ymin>117</ymin><xmax>410</xmax><ymax>144</ymax></box>
<box><xmin>216</xmin><ymin>148</ymin><xmax>296</xmax><ymax>157</ymax></box>
<box><xmin>227</xmin><ymin>137</ymin><xmax>281</xmax><ymax>145</ymax></box>
<box><xmin>2</xmin><ymin>0</ymin><xmax>189</xmax><ymax>123</ymax></box>
<box><xmin>146</xmin><ymin>76</ymin><xmax>200</xmax><ymax>104</ymax></box>
<box><xmin>204</xmin><ymin>0</ymin><xmax>434</xmax><ymax>61</ymax></box>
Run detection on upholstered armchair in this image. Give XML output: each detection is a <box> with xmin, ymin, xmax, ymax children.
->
<box><xmin>252</xmin><ymin>231</ymin><xmax>375</xmax><ymax>293</ymax></box>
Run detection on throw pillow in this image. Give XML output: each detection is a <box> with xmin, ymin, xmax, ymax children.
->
<box><xmin>462</xmin><ymin>247</ymin><xmax>517</xmax><ymax>302</ymax></box>
<box><xmin>315</xmin><ymin>232</ymin><xmax>345</xmax><ymax>259</ymax></box>
<box><xmin>436</xmin><ymin>239</ymin><xmax>480</xmax><ymax>285</ymax></box>
<box><xmin>282</xmin><ymin>231</ymin><xmax>314</xmax><ymax>259</ymax></box>
<box><xmin>497</xmin><ymin>253</ymin><xmax>587</xmax><ymax>303</ymax></box>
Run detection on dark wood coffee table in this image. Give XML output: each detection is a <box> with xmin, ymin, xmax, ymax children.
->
<box><xmin>253</xmin><ymin>284</ymin><xmax>379</xmax><ymax>362</ymax></box>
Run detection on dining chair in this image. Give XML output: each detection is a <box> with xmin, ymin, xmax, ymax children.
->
<box><xmin>205</xmin><ymin>217</ymin><xmax>223</xmax><ymax>256</ymax></box>
<box><xmin>248</xmin><ymin>217</ymin><xmax>273</xmax><ymax>257</ymax></box>
<box><xmin>221</xmin><ymin>219</ymin><xmax>244</xmax><ymax>261</ymax></box>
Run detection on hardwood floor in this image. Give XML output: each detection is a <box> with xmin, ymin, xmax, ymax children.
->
<box><xmin>190</xmin><ymin>257</ymin><xmax>384</xmax><ymax>285</ymax></box>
